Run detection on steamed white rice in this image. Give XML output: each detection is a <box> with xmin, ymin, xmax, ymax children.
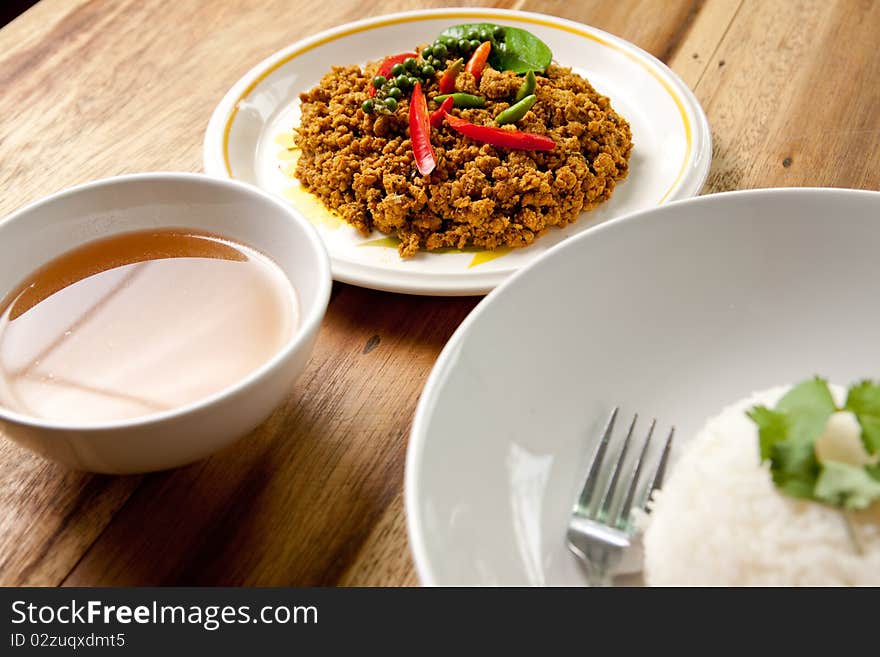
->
<box><xmin>643</xmin><ymin>384</ymin><xmax>880</xmax><ymax>586</ymax></box>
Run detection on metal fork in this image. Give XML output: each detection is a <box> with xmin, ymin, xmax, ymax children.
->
<box><xmin>566</xmin><ymin>408</ymin><xmax>674</xmax><ymax>587</ymax></box>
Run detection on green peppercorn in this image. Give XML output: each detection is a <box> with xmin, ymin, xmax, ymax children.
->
<box><xmin>372</xmin><ymin>75</ymin><xmax>386</xmax><ymax>89</ymax></box>
<box><xmin>430</xmin><ymin>57</ymin><xmax>443</xmax><ymax>70</ymax></box>
<box><xmin>421</xmin><ymin>64</ymin><xmax>435</xmax><ymax>77</ymax></box>
<box><xmin>466</xmin><ymin>29</ymin><xmax>479</xmax><ymax>40</ymax></box>
<box><xmin>457</xmin><ymin>38</ymin><xmax>470</xmax><ymax>53</ymax></box>
<box><xmin>384</xmin><ymin>97</ymin><xmax>398</xmax><ymax>111</ymax></box>
<box><xmin>408</xmin><ymin>76</ymin><xmax>421</xmax><ymax>88</ymax></box>
<box><xmin>395</xmin><ymin>74</ymin><xmax>411</xmax><ymax>91</ymax></box>
<box><xmin>440</xmin><ymin>35</ymin><xmax>455</xmax><ymax>46</ymax></box>
<box><xmin>433</xmin><ymin>42</ymin><xmax>447</xmax><ymax>59</ymax></box>
<box><xmin>404</xmin><ymin>57</ymin><xmax>418</xmax><ymax>72</ymax></box>
<box><xmin>421</xmin><ymin>46</ymin><xmax>433</xmax><ymax>59</ymax></box>
<box><xmin>362</xmin><ymin>99</ymin><xmax>374</xmax><ymax>113</ymax></box>
<box><xmin>387</xmin><ymin>86</ymin><xmax>402</xmax><ymax>99</ymax></box>
<box><xmin>469</xmin><ymin>39</ymin><xmax>481</xmax><ymax>51</ymax></box>
<box><xmin>478</xmin><ymin>28</ymin><xmax>491</xmax><ymax>42</ymax></box>
<box><xmin>390</xmin><ymin>63</ymin><xmax>404</xmax><ymax>77</ymax></box>
<box><xmin>493</xmin><ymin>26</ymin><xmax>505</xmax><ymax>40</ymax></box>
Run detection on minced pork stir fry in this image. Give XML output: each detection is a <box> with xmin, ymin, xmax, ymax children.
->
<box><xmin>293</xmin><ymin>23</ymin><xmax>633</xmax><ymax>257</ymax></box>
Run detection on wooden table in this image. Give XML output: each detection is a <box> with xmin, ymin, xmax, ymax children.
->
<box><xmin>0</xmin><ymin>0</ymin><xmax>877</xmax><ymax>586</ymax></box>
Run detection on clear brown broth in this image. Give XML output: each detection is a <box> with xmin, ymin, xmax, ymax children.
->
<box><xmin>0</xmin><ymin>229</ymin><xmax>297</xmax><ymax>423</ymax></box>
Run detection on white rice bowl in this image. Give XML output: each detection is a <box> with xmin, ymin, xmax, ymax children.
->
<box><xmin>643</xmin><ymin>384</ymin><xmax>880</xmax><ymax>586</ymax></box>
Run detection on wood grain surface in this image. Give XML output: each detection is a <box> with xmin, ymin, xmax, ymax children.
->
<box><xmin>0</xmin><ymin>0</ymin><xmax>877</xmax><ymax>586</ymax></box>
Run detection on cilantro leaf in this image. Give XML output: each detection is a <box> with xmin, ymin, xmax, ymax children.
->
<box><xmin>814</xmin><ymin>460</ymin><xmax>880</xmax><ymax>509</ymax></box>
<box><xmin>746</xmin><ymin>378</ymin><xmax>880</xmax><ymax>510</ymax></box>
<box><xmin>746</xmin><ymin>405</ymin><xmax>787</xmax><ymax>460</ymax></box>
<box><xmin>844</xmin><ymin>380</ymin><xmax>880</xmax><ymax>455</ymax></box>
<box><xmin>753</xmin><ymin>378</ymin><xmax>835</xmax><ymax>496</ymax></box>
<box><xmin>770</xmin><ymin>441</ymin><xmax>820</xmax><ymax>498</ymax></box>
<box><xmin>747</xmin><ymin>404</ymin><xmax>822</xmax><ymax>498</ymax></box>
<box><xmin>775</xmin><ymin>377</ymin><xmax>837</xmax><ymax>445</ymax></box>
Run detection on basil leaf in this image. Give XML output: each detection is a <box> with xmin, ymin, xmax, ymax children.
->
<box><xmin>439</xmin><ymin>23</ymin><xmax>552</xmax><ymax>73</ymax></box>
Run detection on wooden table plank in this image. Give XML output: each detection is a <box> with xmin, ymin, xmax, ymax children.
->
<box><xmin>1</xmin><ymin>0</ymin><xmax>877</xmax><ymax>587</ymax></box>
<box><xmin>0</xmin><ymin>456</ymin><xmax>142</xmax><ymax>586</ymax></box>
<box><xmin>664</xmin><ymin>0</ymin><xmax>743</xmax><ymax>90</ymax></box>
<box><xmin>521</xmin><ymin>0</ymin><xmax>702</xmax><ymax>61</ymax></box>
<box><xmin>337</xmin><ymin>493</ymin><xmax>421</xmax><ymax>587</ymax></box>
<box><xmin>696</xmin><ymin>0</ymin><xmax>880</xmax><ymax>193</ymax></box>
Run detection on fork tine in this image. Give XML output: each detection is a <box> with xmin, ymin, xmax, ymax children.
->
<box><xmin>573</xmin><ymin>407</ymin><xmax>617</xmax><ymax>515</ymax></box>
<box><xmin>597</xmin><ymin>413</ymin><xmax>637</xmax><ymax>520</ymax></box>
<box><xmin>643</xmin><ymin>426</ymin><xmax>674</xmax><ymax>510</ymax></box>
<box><xmin>615</xmin><ymin>418</ymin><xmax>655</xmax><ymax>528</ymax></box>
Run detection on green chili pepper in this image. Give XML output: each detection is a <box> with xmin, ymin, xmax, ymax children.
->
<box><xmin>432</xmin><ymin>92</ymin><xmax>486</xmax><ymax>108</ymax></box>
<box><xmin>515</xmin><ymin>70</ymin><xmax>536</xmax><ymax>103</ymax></box>
<box><xmin>495</xmin><ymin>94</ymin><xmax>537</xmax><ymax>125</ymax></box>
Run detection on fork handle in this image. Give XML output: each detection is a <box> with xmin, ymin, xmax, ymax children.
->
<box><xmin>576</xmin><ymin>549</ymin><xmax>615</xmax><ymax>587</ymax></box>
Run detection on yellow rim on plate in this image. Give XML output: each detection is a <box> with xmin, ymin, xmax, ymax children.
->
<box><xmin>221</xmin><ymin>11</ymin><xmax>693</xmax><ymax>205</ymax></box>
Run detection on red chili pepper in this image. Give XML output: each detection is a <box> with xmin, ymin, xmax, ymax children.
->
<box><xmin>369</xmin><ymin>52</ymin><xmax>417</xmax><ymax>97</ymax></box>
<box><xmin>444</xmin><ymin>113</ymin><xmax>556</xmax><ymax>151</ymax></box>
<box><xmin>438</xmin><ymin>58</ymin><xmax>464</xmax><ymax>94</ymax></box>
<box><xmin>465</xmin><ymin>41</ymin><xmax>492</xmax><ymax>83</ymax></box>
<box><xmin>409</xmin><ymin>82</ymin><xmax>436</xmax><ymax>175</ymax></box>
<box><xmin>429</xmin><ymin>96</ymin><xmax>454</xmax><ymax>128</ymax></box>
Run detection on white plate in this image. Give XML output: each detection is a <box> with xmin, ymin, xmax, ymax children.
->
<box><xmin>204</xmin><ymin>8</ymin><xmax>711</xmax><ymax>295</ymax></box>
<box><xmin>405</xmin><ymin>187</ymin><xmax>880</xmax><ymax>584</ymax></box>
